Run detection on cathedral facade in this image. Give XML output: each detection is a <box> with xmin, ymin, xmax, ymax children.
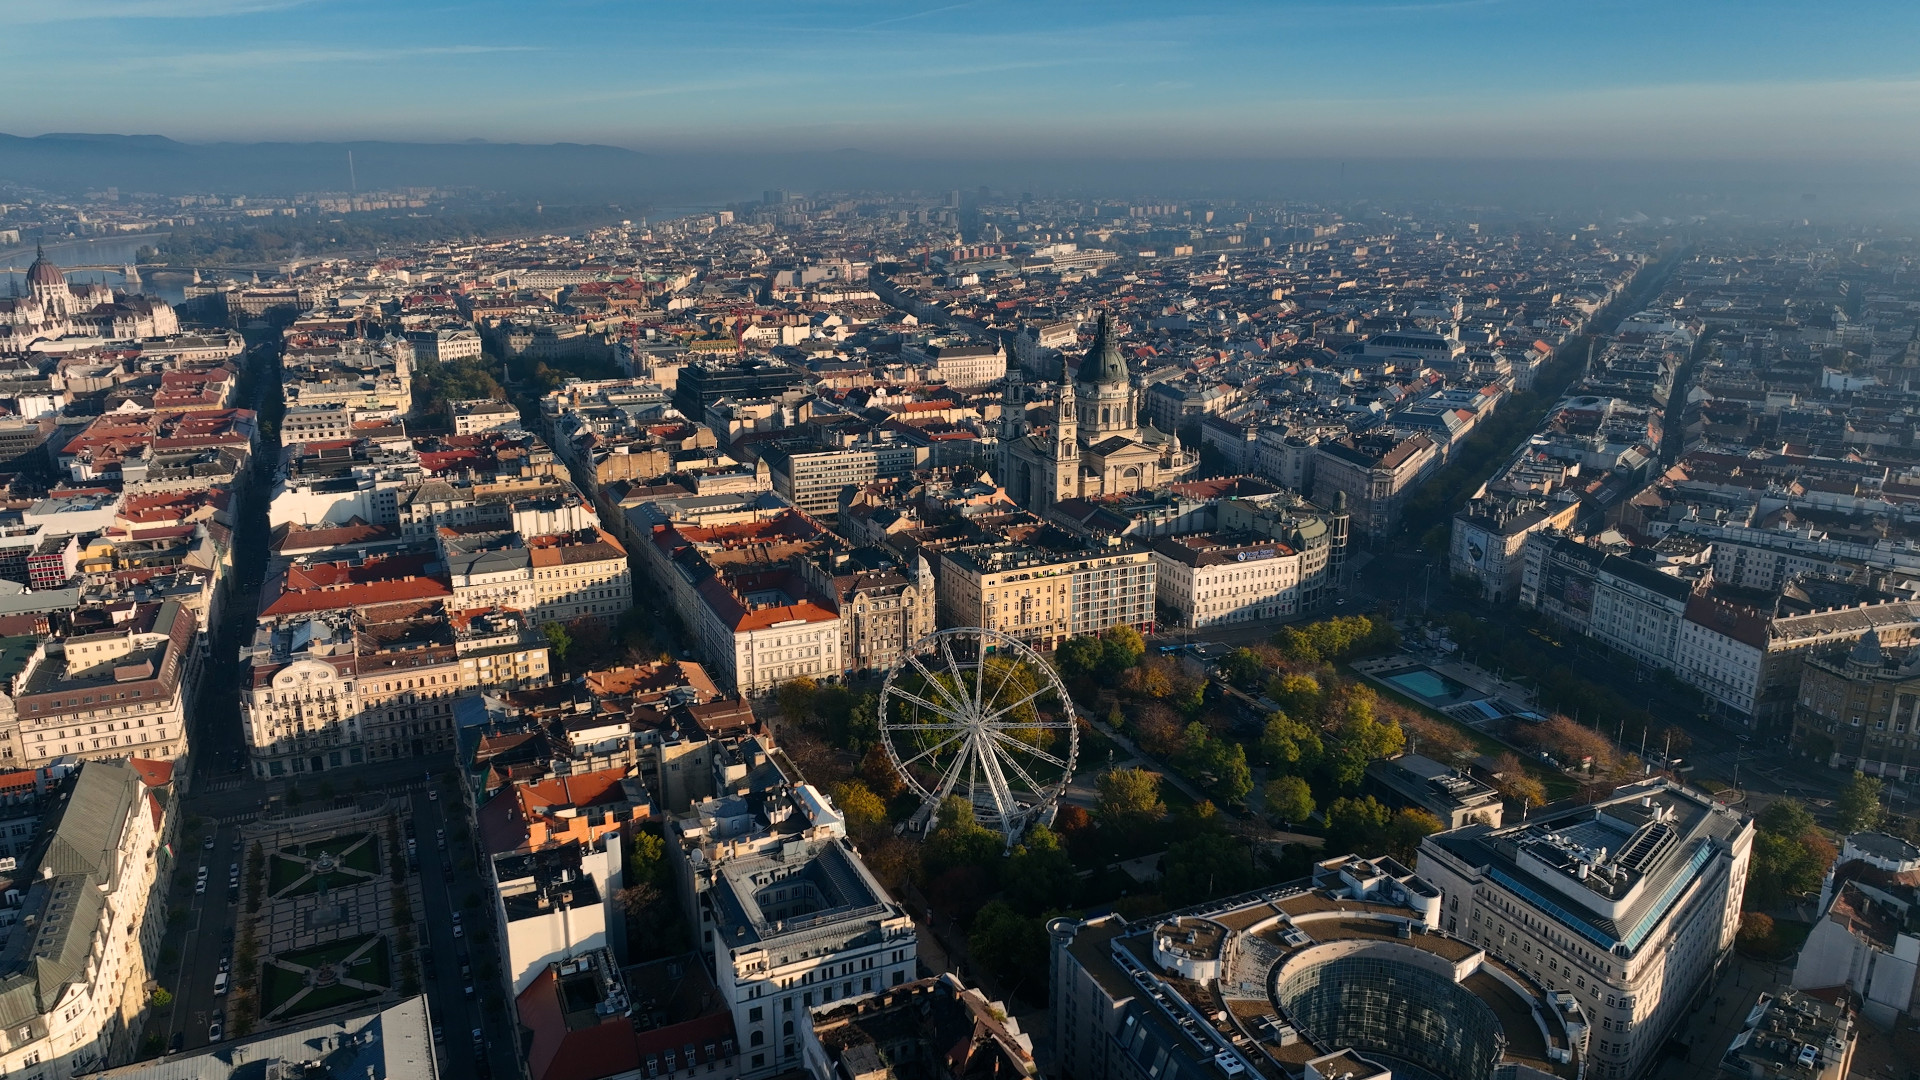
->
<box><xmin>0</xmin><ymin>248</ymin><xmax>178</xmax><ymax>356</ymax></box>
<box><xmin>1000</xmin><ymin>314</ymin><xmax>1196</xmax><ymax>511</ymax></box>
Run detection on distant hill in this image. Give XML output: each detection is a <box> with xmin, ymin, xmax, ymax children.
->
<box><xmin>0</xmin><ymin>132</ymin><xmax>654</xmax><ymax>199</ymax></box>
<box><xmin>2</xmin><ymin>133</ymin><xmax>1913</xmax><ymax>219</ymax></box>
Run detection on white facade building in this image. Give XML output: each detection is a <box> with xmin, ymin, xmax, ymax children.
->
<box><xmin>1417</xmin><ymin>779</ymin><xmax>1753</xmax><ymax>1080</ymax></box>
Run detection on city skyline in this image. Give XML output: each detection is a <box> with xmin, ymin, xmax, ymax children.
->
<box><xmin>6</xmin><ymin>0</ymin><xmax>1918</xmax><ymax>162</ymax></box>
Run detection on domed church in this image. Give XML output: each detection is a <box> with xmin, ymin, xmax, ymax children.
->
<box><xmin>1000</xmin><ymin>313</ymin><xmax>1196</xmax><ymax>511</ymax></box>
<box><xmin>0</xmin><ymin>247</ymin><xmax>177</xmax><ymax>355</ymax></box>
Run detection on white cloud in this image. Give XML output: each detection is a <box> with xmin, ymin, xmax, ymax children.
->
<box><xmin>0</xmin><ymin>0</ymin><xmax>310</xmax><ymax>22</ymax></box>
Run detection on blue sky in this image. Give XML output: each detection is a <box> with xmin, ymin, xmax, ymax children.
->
<box><xmin>6</xmin><ymin>0</ymin><xmax>1919</xmax><ymax>159</ymax></box>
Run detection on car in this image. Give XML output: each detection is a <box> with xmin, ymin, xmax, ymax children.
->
<box><xmin>432</xmin><ymin>1023</ymin><xmax>445</xmax><ymax>1045</ymax></box>
<box><xmin>213</xmin><ymin>972</ymin><xmax>228</xmax><ymax>996</ymax></box>
<box><xmin>194</xmin><ymin>880</ymin><xmax>206</xmax><ymax>895</ymax></box>
<box><xmin>208</xmin><ymin>1019</ymin><xmax>223</xmax><ymax>1043</ymax></box>
<box><xmin>219</xmin><ymin>956</ymin><xmax>230</xmax><ymax>973</ymax></box>
<box><xmin>441</xmin><ymin>864</ymin><xmax>453</xmax><ymax>882</ymax></box>
<box><xmin>472</xmin><ymin>1028</ymin><xmax>484</xmax><ymax>1048</ymax></box>
<box><xmin>463</xmin><ymin>983</ymin><xmax>473</xmax><ymax>997</ymax></box>
<box><xmin>230</xmin><ymin>862</ymin><xmax>239</xmax><ymax>875</ymax></box>
<box><xmin>461</xmin><ymin>963</ymin><xmax>471</xmax><ymax>981</ymax></box>
<box><xmin>170</xmin><ymin>1032</ymin><xmax>184</xmax><ymax>1053</ymax></box>
<box><xmin>428</xmin><ymin>789</ymin><xmax>438</xmax><ymax>801</ymax></box>
<box><xmin>452</xmin><ymin>923</ymin><xmax>463</xmax><ymax>939</ymax></box>
<box><xmin>202</xmin><ymin>834</ymin><xmax>215</xmax><ymax>850</ymax></box>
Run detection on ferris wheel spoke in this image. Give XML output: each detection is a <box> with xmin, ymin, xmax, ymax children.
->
<box><xmin>896</xmin><ymin>732</ymin><xmax>963</xmax><ymax>771</ymax></box>
<box><xmin>979</xmin><ymin>654</ymin><xmax>1021</xmax><ymax>717</ymax></box>
<box><xmin>973</xmin><ymin>732</ymin><xmax>1018</xmax><ymax>830</ymax></box>
<box><xmin>989</xmin><ymin>730</ymin><xmax>1070</xmax><ymax>771</ymax></box>
<box><xmin>885</xmin><ymin>722</ymin><xmax>969</xmax><ymax>732</ymax></box>
<box><xmin>886</xmin><ymin>686</ymin><xmax>968</xmax><ymax>724</ymax></box>
<box><xmin>985</xmin><ymin>686</ymin><xmax>1049</xmax><ymax>724</ymax></box>
<box><xmin>983</xmin><ymin>716</ymin><xmax>1074</xmax><ymax>730</ymax></box>
<box><xmin>931</xmin><ymin>740</ymin><xmax>971</xmax><ymax>803</ymax></box>
<box><xmin>904</xmin><ymin>652</ymin><xmax>971</xmax><ymax>716</ymax></box>
<box><xmin>988</xmin><ymin>738</ymin><xmax>1051</xmax><ymax>807</ymax></box>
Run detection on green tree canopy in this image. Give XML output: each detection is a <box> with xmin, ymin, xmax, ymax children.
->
<box><xmin>1003</xmin><ymin>826</ymin><xmax>1076</xmax><ymax>915</ymax></box>
<box><xmin>1263</xmin><ymin>775</ymin><xmax>1316</xmax><ymax>824</ymax></box>
<box><xmin>1095</xmin><ymin>767</ymin><xmax>1166</xmax><ymax>829</ymax></box>
<box><xmin>1758</xmin><ymin>798</ymin><xmax>1817</xmax><ymax>839</ymax></box>
<box><xmin>1258</xmin><ymin>712</ymin><xmax>1323</xmax><ymax>768</ymax></box>
<box><xmin>1219</xmin><ymin>648</ymin><xmax>1266</xmax><ymax>687</ymax></box>
<box><xmin>967</xmin><ymin>901</ymin><xmax>1050</xmax><ymax>991</ymax></box>
<box><xmin>925</xmin><ymin>796</ymin><xmax>1003</xmax><ymax>876</ymax></box>
<box><xmin>828</xmin><ymin>780</ymin><xmax>889</xmax><ymax>834</ymax></box>
<box><xmin>1838</xmin><ymin>772</ymin><xmax>1885</xmax><ymax>834</ymax></box>
<box><xmin>541</xmin><ymin>622</ymin><xmax>573</xmax><ymax>664</ymax></box>
<box><xmin>1161</xmin><ymin>830</ymin><xmax>1257</xmax><ymax>906</ymax></box>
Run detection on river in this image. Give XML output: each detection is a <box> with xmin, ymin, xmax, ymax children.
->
<box><xmin>0</xmin><ymin>234</ymin><xmax>188</xmax><ymax>304</ymax></box>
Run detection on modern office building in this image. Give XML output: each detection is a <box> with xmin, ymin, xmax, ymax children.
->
<box><xmin>1416</xmin><ymin>779</ymin><xmax>1753</xmax><ymax>1080</ymax></box>
<box><xmin>1049</xmin><ymin>854</ymin><xmax>1588</xmax><ymax>1080</ymax></box>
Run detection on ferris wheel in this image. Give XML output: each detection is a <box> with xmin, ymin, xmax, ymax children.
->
<box><xmin>878</xmin><ymin>627</ymin><xmax>1079</xmax><ymax>847</ymax></box>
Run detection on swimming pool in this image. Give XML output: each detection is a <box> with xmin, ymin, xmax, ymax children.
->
<box><xmin>1385</xmin><ymin>669</ymin><xmax>1467</xmax><ymax>702</ymax></box>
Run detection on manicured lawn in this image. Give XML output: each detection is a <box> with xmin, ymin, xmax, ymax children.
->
<box><xmin>280</xmin><ymin>980</ymin><xmax>380</xmax><ymax>1018</ymax></box>
<box><xmin>261</xmin><ymin>963</ymin><xmax>307</xmax><ymax>1014</ymax></box>
<box><xmin>280</xmin><ymin>933</ymin><xmax>378</xmax><ymax>971</ymax></box>
<box><xmin>267</xmin><ymin>854</ymin><xmax>307</xmax><ymax>895</ymax></box>
<box><xmin>340</xmin><ymin>839</ymin><xmax>380</xmax><ymax>875</ymax></box>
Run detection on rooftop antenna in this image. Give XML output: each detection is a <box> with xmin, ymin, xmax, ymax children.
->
<box><xmin>348</xmin><ymin>150</ymin><xmax>357</xmax><ymax>194</ymax></box>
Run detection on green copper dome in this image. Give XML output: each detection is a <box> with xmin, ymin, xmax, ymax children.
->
<box><xmin>1078</xmin><ymin>313</ymin><xmax>1131</xmax><ymax>387</ymax></box>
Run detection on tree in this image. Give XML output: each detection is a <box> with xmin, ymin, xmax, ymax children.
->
<box><xmin>1054</xmin><ymin>636</ymin><xmax>1105</xmax><ymax>683</ymax></box>
<box><xmin>776</xmin><ymin>677</ymin><xmax>819</xmax><ymax>724</ymax></box>
<box><xmin>1490</xmin><ymin>754</ymin><xmax>1546</xmax><ymax>810</ymax></box>
<box><xmin>542</xmin><ymin>621</ymin><xmax>573</xmax><ymax>665</ymax></box>
<box><xmin>1266</xmin><ymin>673</ymin><xmax>1323</xmax><ymax>723</ymax></box>
<box><xmin>1214</xmin><ymin>743</ymin><xmax>1253</xmax><ymax>805</ymax></box>
<box><xmin>1003</xmin><ymin>826</ymin><xmax>1076</xmax><ymax>915</ymax></box>
<box><xmin>829</xmin><ymin>780</ymin><xmax>890</xmax><ymax>834</ymax></box>
<box><xmin>151</xmin><ymin>987</ymin><xmax>174</xmax><ymax>1008</ymax></box>
<box><xmin>1258</xmin><ymin>712</ymin><xmax>1323</xmax><ymax>768</ymax></box>
<box><xmin>1095</xmin><ymin>767</ymin><xmax>1165</xmax><ymax>829</ymax></box>
<box><xmin>968</xmin><ymin>901</ymin><xmax>1049</xmax><ymax>992</ymax></box>
<box><xmin>1737</xmin><ymin>911</ymin><xmax>1777</xmax><ymax>956</ymax></box>
<box><xmin>1100</xmin><ymin>624</ymin><xmax>1146</xmax><ymax>675</ymax></box>
<box><xmin>1323</xmin><ymin>796</ymin><xmax>1393</xmax><ymax>856</ymax></box>
<box><xmin>1162</xmin><ymin>830</ymin><xmax>1257</xmax><ymax>906</ymax></box>
<box><xmin>1838</xmin><ymin>772</ymin><xmax>1885</xmax><ymax>833</ymax></box>
<box><xmin>1758</xmin><ymin>798</ymin><xmax>1817</xmax><ymax>839</ymax></box>
<box><xmin>1264</xmin><ymin>775</ymin><xmax>1316</xmax><ymax>825</ymax></box>
<box><xmin>859</xmin><ymin>745</ymin><xmax>906</xmax><ymax>800</ymax></box>
<box><xmin>1219</xmin><ymin>648</ymin><xmax>1265</xmax><ymax>688</ymax></box>
<box><xmin>1385</xmin><ymin>808</ymin><xmax>1443</xmax><ymax>863</ymax></box>
<box><xmin>616</xmin><ymin>882</ymin><xmax>662</xmax><ymax>917</ymax></box>
<box><xmin>925</xmin><ymin>796</ymin><xmax>1002</xmax><ymax>877</ymax></box>
<box><xmin>1326</xmin><ymin>690</ymin><xmax>1405</xmax><ymax>789</ymax></box>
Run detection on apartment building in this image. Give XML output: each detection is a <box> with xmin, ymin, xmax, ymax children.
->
<box><xmin>1417</xmin><ymin>779</ymin><xmax>1753</xmax><ymax>1080</ymax></box>
<box><xmin>641</xmin><ymin>509</ymin><xmax>843</xmax><ymax>695</ymax></box>
<box><xmin>442</xmin><ymin>527</ymin><xmax>632</xmax><ymax>627</ymax></box>
<box><xmin>240</xmin><ymin>601</ymin><xmax>550</xmax><ymax>778</ymax></box>
<box><xmin>1450</xmin><ymin>496</ymin><xmax>1581</xmax><ymax>605</ymax></box>
<box><xmin>938</xmin><ymin>537</ymin><xmax>1155</xmax><ymax>650</ymax></box>
<box><xmin>1311</xmin><ymin>430</ymin><xmax>1437</xmax><ymax>538</ymax></box>
<box><xmin>762</xmin><ymin>434</ymin><xmax>925</xmax><ymax>517</ymax></box>
<box><xmin>4</xmin><ymin>602</ymin><xmax>198</xmax><ymax>769</ymax></box>
<box><xmin>0</xmin><ymin>761</ymin><xmax>173</xmax><ymax>1077</ymax></box>
<box><xmin>1150</xmin><ymin>531</ymin><xmax>1313</xmax><ymax>628</ymax></box>
<box><xmin>666</xmin><ymin>764</ymin><xmax>917</xmax><ymax>1079</ymax></box>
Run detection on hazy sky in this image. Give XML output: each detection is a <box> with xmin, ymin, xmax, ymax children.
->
<box><xmin>7</xmin><ymin>0</ymin><xmax>1919</xmax><ymax>160</ymax></box>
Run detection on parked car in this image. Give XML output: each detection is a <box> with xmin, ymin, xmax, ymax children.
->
<box><xmin>202</xmin><ymin>834</ymin><xmax>215</xmax><ymax>850</ymax></box>
<box><xmin>170</xmin><ymin>1033</ymin><xmax>183</xmax><ymax>1053</ymax></box>
<box><xmin>208</xmin><ymin>1019</ymin><xmax>223</xmax><ymax>1043</ymax></box>
<box><xmin>214</xmin><ymin>972</ymin><xmax>228</xmax><ymax>996</ymax></box>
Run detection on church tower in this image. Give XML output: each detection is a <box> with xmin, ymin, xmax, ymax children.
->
<box><xmin>1049</xmin><ymin>355</ymin><xmax>1078</xmax><ymax>507</ymax></box>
